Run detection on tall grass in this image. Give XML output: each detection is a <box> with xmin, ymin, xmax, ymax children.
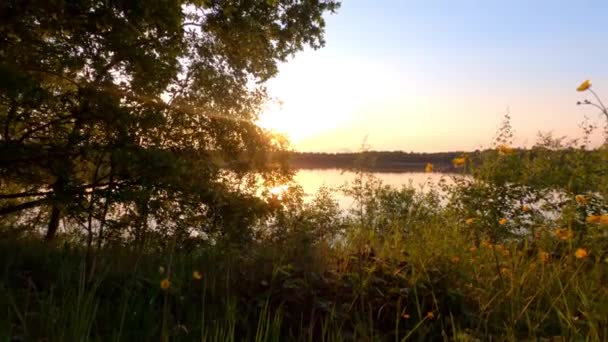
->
<box><xmin>2</xmin><ymin>204</ymin><xmax>606</xmax><ymax>341</ymax></box>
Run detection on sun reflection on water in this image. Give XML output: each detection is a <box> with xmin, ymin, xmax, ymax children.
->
<box><xmin>262</xmin><ymin>169</ymin><xmax>456</xmax><ymax>210</ymax></box>
<box><xmin>267</xmin><ymin>184</ymin><xmax>290</xmax><ymax>199</ymax></box>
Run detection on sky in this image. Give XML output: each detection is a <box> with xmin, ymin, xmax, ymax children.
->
<box><xmin>257</xmin><ymin>0</ymin><xmax>608</xmax><ymax>152</ymax></box>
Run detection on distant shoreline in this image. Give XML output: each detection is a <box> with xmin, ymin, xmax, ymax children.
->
<box><xmin>292</xmin><ymin>164</ymin><xmax>454</xmax><ymax>173</ymax></box>
<box><xmin>289</xmin><ymin>151</ymin><xmax>464</xmax><ymax>172</ymax></box>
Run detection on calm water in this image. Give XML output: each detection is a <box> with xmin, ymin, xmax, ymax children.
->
<box><xmin>293</xmin><ymin>169</ymin><xmax>455</xmax><ymax>209</ymax></box>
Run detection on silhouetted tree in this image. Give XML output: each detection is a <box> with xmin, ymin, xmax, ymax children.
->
<box><xmin>0</xmin><ymin>0</ymin><xmax>340</xmax><ymax>243</ymax></box>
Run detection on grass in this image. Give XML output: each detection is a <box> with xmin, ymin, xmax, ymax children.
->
<box><xmin>1</xmin><ymin>208</ymin><xmax>607</xmax><ymax>341</ymax></box>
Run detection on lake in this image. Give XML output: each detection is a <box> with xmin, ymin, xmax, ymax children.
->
<box><xmin>292</xmin><ymin>169</ymin><xmax>456</xmax><ymax>210</ymax></box>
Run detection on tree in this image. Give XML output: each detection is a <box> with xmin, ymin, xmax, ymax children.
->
<box><xmin>0</xmin><ymin>0</ymin><xmax>340</xmax><ymax>243</ymax></box>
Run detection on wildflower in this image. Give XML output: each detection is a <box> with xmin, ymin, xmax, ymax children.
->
<box><xmin>469</xmin><ymin>246</ymin><xmax>478</xmax><ymax>253</ymax></box>
<box><xmin>451</xmin><ymin>256</ymin><xmax>461</xmax><ymax>264</ymax></box>
<box><xmin>425</xmin><ymin>163</ymin><xmax>433</xmax><ymax>173</ymax></box>
<box><xmin>193</xmin><ymin>270</ymin><xmax>203</xmax><ymax>280</ymax></box>
<box><xmin>498</xmin><ymin>144</ymin><xmax>513</xmax><ymax>155</ymax></box>
<box><xmin>574</xmin><ymin>248</ymin><xmax>588</xmax><ymax>259</ymax></box>
<box><xmin>586</xmin><ymin>215</ymin><xmax>601</xmax><ymax>224</ymax></box>
<box><xmin>465</xmin><ymin>218</ymin><xmax>475</xmax><ymax>225</ymax></box>
<box><xmin>402</xmin><ymin>313</ymin><xmax>410</xmax><ymax>319</ymax></box>
<box><xmin>600</xmin><ymin>215</ymin><xmax>608</xmax><ymax>225</ymax></box>
<box><xmin>160</xmin><ymin>278</ymin><xmax>171</xmax><ymax>290</ymax></box>
<box><xmin>158</xmin><ymin>266</ymin><xmax>165</xmax><ymax>275</ymax></box>
<box><xmin>522</xmin><ymin>205</ymin><xmax>530</xmax><ymax>212</ymax></box>
<box><xmin>481</xmin><ymin>240</ymin><xmax>493</xmax><ymax>249</ymax></box>
<box><xmin>539</xmin><ymin>250</ymin><xmax>550</xmax><ymax>264</ymax></box>
<box><xmin>577</xmin><ymin>80</ymin><xmax>591</xmax><ymax>92</ymax></box>
<box><xmin>500</xmin><ymin>267</ymin><xmax>511</xmax><ymax>276</ymax></box>
<box><xmin>426</xmin><ymin>311</ymin><xmax>435</xmax><ymax>319</ymax></box>
<box><xmin>575</xmin><ymin>195</ymin><xmax>588</xmax><ymax>205</ymax></box>
<box><xmin>553</xmin><ymin>228</ymin><xmax>574</xmax><ymax>241</ymax></box>
<box><xmin>453</xmin><ymin>157</ymin><xmax>466</xmax><ymax>167</ymax></box>
<box><xmin>499</xmin><ymin>218</ymin><xmax>507</xmax><ymax>225</ymax></box>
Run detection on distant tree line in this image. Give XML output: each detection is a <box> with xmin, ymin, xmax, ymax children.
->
<box><xmin>288</xmin><ymin>147</ymin><xmax>598</xmax><ymax>173</ymax></box>
<box><xmin>289</xmin><ymin>151</ymin><xmax>468</xmax><ymax>172</ymax></box>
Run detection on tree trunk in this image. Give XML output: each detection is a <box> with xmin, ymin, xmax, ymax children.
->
<box><xmin>44</xmin><ymin>116</ymin><xmax>82</xmax><ymax>242</ymax></box>
<box><xmin>45</xmin><ymin>204</ymin><xmax>61</xmax><ymax>241</ymax></box>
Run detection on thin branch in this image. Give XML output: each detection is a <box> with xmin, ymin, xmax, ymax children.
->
<box><xmin>0</xmin><ymin>190</ymin><xmax>52</xmax><ymax>200</ymax></box>
<box><xmin>182</xmin><ymin>22</ymin><xmax>203</xmax><ymax>27</ymax></box>
<box><xmin>17</xmin><ymin>117</ymin><xmax>74</xmax><ymax>143</ymax></box>
<box><xmin>0</xmin><ymin>198</ymin><xmax>48</xmax><ymax>216</ymax></box>
<box><xmin>589</xmin><ymin>89</ymin><xmax>608</xmax><ymax>113</ymax></box>
<box><xmin>0</xmin><ymin>180</ymin><xmax>131</xmax><ymax>201</ymax></box>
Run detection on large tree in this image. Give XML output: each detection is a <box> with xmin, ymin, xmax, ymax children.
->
<box><xmin>0</xmin><ymin>0</ymin><xmax>339</xmax><ymax>243</ymax></box>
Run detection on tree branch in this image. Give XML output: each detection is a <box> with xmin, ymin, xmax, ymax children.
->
<box><xmin>0</xmin><ymin>190</ymin><xmax>52</xmax><ymax>199</ymax></box>
<box><xmin>0</xmin><ymin>198</ymin><xmax>48</xmax><ymax>216</ymax></box>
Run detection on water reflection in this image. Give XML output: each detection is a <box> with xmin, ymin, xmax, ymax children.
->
<box><xmin>268</xmin><ymin>184</ymin><xmax>290</xmax><ymax>198</ymax></box>
<box><xmin>292</xmin><ymin>169</ymin><xmax>456</xmax><ymax>210</ymax></box>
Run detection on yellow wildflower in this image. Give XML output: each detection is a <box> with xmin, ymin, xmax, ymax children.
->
<box><xmin>451</xmin><ymin>256</ymin><xmax>461</xmax><ymax>264</ymax></box>
<box><xmin>586</xmin><ymin>215</ymin><xmax>601</xmax><ymax>224</ymax></box>
<box><xmin>425</xmin><ymin>163</ymin><xmax>433</xmax><ymax>173</ymax></box>
<box><xmin>452</xmin><ymin>156</ymin><xmax>466</xmax><ymax>167</ymax></box>
<box><xmin>500</xmin><ymin>267</ymin><xmax>511</xmax><ymax>276</ymax></box>
<box><xmin>160</xmin><ymin>278</ymin><xmax>171</xmax><ymax>290</ymax></box>
<box><xmin>498</xmin><ymin>144</ymin><xmax>513</xmax><ymax>155</ymax></box>
<box><xmin>522</xmin><ymin>205</ymin><xmax>530</xmax><ymax>212</ymax></box>
<box><xmin>469</xmin><ymin>246</ymin><xmax>478</xmax><ymax>253</ymax></box>
<box><xmin>499</xmin><ymin>218</ymin><xmax>507</xmax><ymax>225</ymax></box>
<box><xmin>465</xmin><ymin>218</ymin><xmax>475</xmax><ymax>225</ymax></box>
<box><xmin>539</xmin><ymin>250</ymin><xmax>550</xmax><ymax>264</ymax></box>
<box><xmin>553</xmin><ymin>228</ymin><xmax>574</xmax><ymax>241</ymax></box>
<box><xmin>426</xmin><ymin>311</ymin><xmax>435</xmax><ymax>319</ymax></box>
<box><xmin>577</xmin><ymin>80</ymin><xmax>591</xmax><ymax>92</ymax></box>
<box><xmin>193</xmin><ymin>270</ymin><xmax>203</xmax><ymax>280</ymax></box>
<box><xmin>575</xmin><ymin>195</ymin><xmax>588</xmax><ymax>205</ymax></box>
<box><xmin>574</xmin><ymin>248</ymin><xmax>588</xmax><ymax>259</ymax></box>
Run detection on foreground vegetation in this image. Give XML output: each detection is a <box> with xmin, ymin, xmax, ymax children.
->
<box><xmin>3</xmin><ymin>110</ymin><xmax>608</xmax><ymax>340</ymax></box>
<box><xmin>2</xmin><ymin>1</ymin><xmax>608</xmax><ymax>340</ymax></box>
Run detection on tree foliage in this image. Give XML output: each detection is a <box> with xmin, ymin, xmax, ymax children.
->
<box><xmin>0</xmin><ymin>0</ymin><xmax>340</xmax><ymax>243</ymax></box>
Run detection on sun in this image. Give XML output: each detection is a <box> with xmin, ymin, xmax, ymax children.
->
<box><xmin>256</xmin><ymin>98</ymin><xmax>344</xmax><ymax>145</ymax></box>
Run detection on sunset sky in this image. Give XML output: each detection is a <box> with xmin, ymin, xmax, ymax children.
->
<box><xmin>257</xmin><ymin>0</ymin><xmax>608</xmax><ymax>153</ymax></box>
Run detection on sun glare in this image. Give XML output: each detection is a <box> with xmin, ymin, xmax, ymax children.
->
<box><xmin>256</xmin><ymin>53</ymin><xmax>388</xmax><ymax>148</ymax></box>
<box><xmin>268</xmin><ymin>184</ymin><xmax>289</xmax><ymax>196</ymax></box>
<box><xmin>266</xmin><ymin>184</ymin><xmax>290</xmax><ymax>200</ymax></box>
<box><xmin>257</xmin><ymin>94</ymin><xmax>350</xmax><ymax>145</ymax></box>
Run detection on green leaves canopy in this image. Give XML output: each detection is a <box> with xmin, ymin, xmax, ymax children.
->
<box><xmin>0</xmin><ymin>0</ymin><xmax>339</xmax><ymax>242</ymax></box>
